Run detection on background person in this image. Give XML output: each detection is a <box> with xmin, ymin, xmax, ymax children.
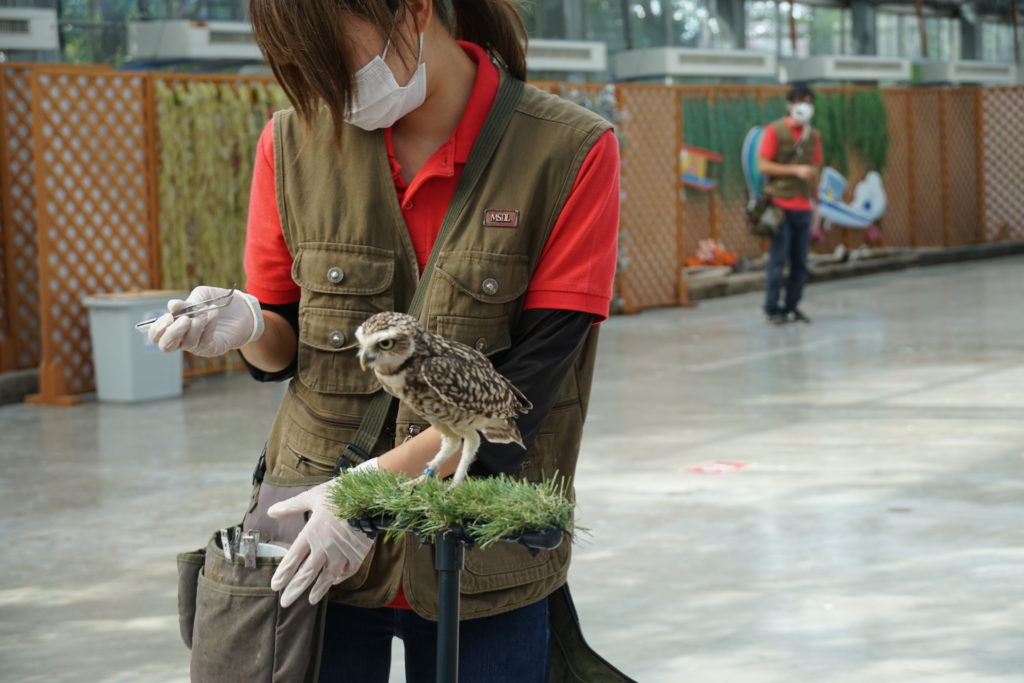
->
<box><xmin>758</xmin><ymin>83</ymin><xmax>823</xmax><ymax>325</ymax></box>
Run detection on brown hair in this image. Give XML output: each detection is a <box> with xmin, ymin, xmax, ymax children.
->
<box><xmin>250</xmin><ymin>0</ymin><xmax>528</xmax><ymax>131</ymax></box>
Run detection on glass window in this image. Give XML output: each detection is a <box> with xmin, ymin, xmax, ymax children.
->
<box><xmin>983</xmin><ymin>20</ymin><xmax>1018</xmax><ymax>64</ymax></box>
<box><xmin>745</xmin><ymin>2</ymin><xmax>849</xmax><ymax>57</ymax></box>
<box><xmin>808</xmin><ymin>5</ymin><xmax>850</xmax><ymax>56</ymax></box>
<box><xmin>608</xmin><ymin>0</ymin><xmax>720</xmax><ymax>50</ymax></box>
<box><xmin>581</xmin><ymin>0</ymin><xmax>630</xmax><ymax>53</ymax></box>
<box><xmin>875</xmin><ymin>10</ymin><xmax>957</xmax><ymax>61</ymax></box>
<box><xmin>776</xmin><ymin>2</ymin><xmax>812</xmax><ymax>57</ymax></box>
<box><xmin>746</xmin><ymin>0</ymin><xmax>778</xmax><ymax>53</ymax></box>
<box><xmin>53</xmin><ymin>0</ymin><xmax>249</xmax><ymax>65</ymax></box>
<box><xmin>895</xmin><ymin>12</ymin><xmax>957</xmax><ymax>60</ymax></box>
<box><xmin>521</xmin><ymin>0</ymin><xmax>567</xmax><ymax>41</ymax></box>
<box><xmin>877</xmin><ymin>12</ymin><xmax>901</xmax><ymax>57</ymax></box>
<box><xmin>580</xmin><ymin>0</ymin><xmax>740</xmax><ymax>51</ymax></box>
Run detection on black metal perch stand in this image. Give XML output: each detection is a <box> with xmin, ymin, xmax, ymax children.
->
<box><xmin>351</xmin><ymin>519</ymin><xmax>563</xmax><ymax>683</ymax></box>
<box><xmin>434</xmin><ymin>530</ymin><xmax>466</xmax><ymax>683</ymax></box>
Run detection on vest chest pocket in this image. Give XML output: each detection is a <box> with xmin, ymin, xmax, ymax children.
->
<box><xmin>433</xmin><ymin>315</ymin><xmax>512</xmax><ymax>357</ymax></box>
<box><xmin>431</xmin><ymin>251</ymin><xmax>529</xmax><ymax>353</ymax></box>
<box><xmin>298</xmin><ymin>307</ymin><xmax>382</xmax><ymax>395</ymax></box>
<box><xmin>292</xmin><ymin>242</ymin><xmax>396</xmax><ymax>312</ymax></box>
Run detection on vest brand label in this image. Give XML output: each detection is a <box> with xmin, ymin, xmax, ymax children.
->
<box><xmin>483</xmin><ymin>209</ymin><xmax>520</xmax><ymax>228</ymax></box>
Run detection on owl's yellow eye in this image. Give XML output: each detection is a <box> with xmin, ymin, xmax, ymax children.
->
<box><xmin>378</xmin><ymin>339</ymin><xmax>395</xmax><ymax>351</ymax></box>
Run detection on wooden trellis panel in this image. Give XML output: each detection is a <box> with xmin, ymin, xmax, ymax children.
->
<box><xmin>0</xmin><ymin>171</ymin><xmax>4</xmax><ymax>369</ymax></box>
<box><xmin>979</xmin><ymin>87</ymin><xmax>1024</xmax><ymax>242</ymax></box>
<box><xmin>714</xmin><ymin>200</ymin><xmax>759</xmax><ymax>258</ymax></box>
<box><xmin>27</xmin><ymin>68</ymin><xmax>158</xmax><ymax>403</ymax></box>
<box><xmin>0</xmin><ymin>65</ymin><xmax>42</xmax><ymax>372</ymax></box>
<box><xmin>908</xmin><ymin>90</ymin><xmax>945</xmax><ymax>247</ymax></box>
<box><xmin>618</xmin><ymin>85</ymin><xmax>683</xmax><ymax>311</ymax></box>
<box><xmin>942</xmin><ymin>89</ymin><xmax>980</xmax><ymax>246</ymax></box>
<box><xmin>881</xmin><ymin>90</ymin><xmax>913</xmax><ymax>248</ymax></box>
<box><xmin>680</xmin><ymin>190</ymin><xmax>713</xmax><ymax>262</ymax></box>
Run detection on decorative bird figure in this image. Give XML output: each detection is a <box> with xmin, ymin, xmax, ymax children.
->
<box><xmin>354</xmin><ymin>312</ymin><xmax>532</xmax><ymax>485</ymax></box>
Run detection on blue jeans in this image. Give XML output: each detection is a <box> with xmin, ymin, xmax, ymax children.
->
<box><xmin>318</xmin><ymin>598</ymin><xmax>550</xmax><ymax>683</ymax></box>
<box><xmin>764</xmin><ymin>209</ymin><xmax>812</xmax><ymax>315</ymax></box>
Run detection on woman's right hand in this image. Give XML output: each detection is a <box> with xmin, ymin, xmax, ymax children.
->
<box><xmin>793</xmin><ymin>164</ymin><xmax>819</xmax><ymax>183</ymax></box>
<box><xmin>147</xmin><ymin>285</ymin><xmax>265</xmax><ymax>357</ymax></box>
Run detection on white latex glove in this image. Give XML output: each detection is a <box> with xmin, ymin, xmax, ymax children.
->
<box><xmin>147</xmin><ymin>285</ymin><xmax>264</xmax><ymax>356</ymax></box>
<box><xmin>268</xmin><ymin>458</ymin><xmax>379</xmax><ymax>607</ymax></box>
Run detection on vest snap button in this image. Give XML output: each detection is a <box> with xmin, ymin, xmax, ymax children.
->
<box><xmin>328</xmin><ymin>330</ymin><xmax>346</xmax><ymax>348</ymax></box>
<box><xmin>474</xmin><ymin>337</ymin><xmax>487</xmax><ymax>352</ymax></box>
<box><xmin>481</xmin><ymin>278</ymin><xmax>499</xmax><ymax>296</ymax></box>
<box><xmin>327</xmin><ymin>267</ymin><xmax>345</xmax><ymax>284</ymax></box>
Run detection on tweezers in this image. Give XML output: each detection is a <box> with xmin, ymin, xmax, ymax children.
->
<box><xmin>134</xmin><ymin>286</ymin><xmax>236</xmax><ymax>329</ymax></box>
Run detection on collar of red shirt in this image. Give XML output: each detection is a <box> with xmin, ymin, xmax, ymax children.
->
<box><xmin>384</xmin><ymin>41</ymin><xmax>499</xmax><ymax>192</ymax></box>
<box><xmin>783</xmin><ymin>116</ymin><xmax>810</xmax><ymax>137</ymax></box>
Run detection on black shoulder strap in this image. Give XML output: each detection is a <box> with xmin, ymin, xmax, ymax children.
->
<box><xmin>336</xmin><ymin>73</ymin><xmax>526</xmax><ymax>473</ymax></box>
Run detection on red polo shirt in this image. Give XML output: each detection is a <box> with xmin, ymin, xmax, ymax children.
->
<box><xmin>758</xmin><ymin>119</ymin><xmax>823</xmax><ymax>212</ymax></box>
<box><xmin>244</xmin><ymin>41</ymin><xmax>620</xmax><ymax>321</ymax></box>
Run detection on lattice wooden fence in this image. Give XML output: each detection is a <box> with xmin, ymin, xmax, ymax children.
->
<box><xmin>617</xmin><ymin>84</ymin><xmax>686</xmax><ymax>311</ymax></box>
<box><xmin>0</xmin><ymin>64</ymin><xmax>281</xmax><ymax>403</ymax></box>
<box><xmin>0</xmin><ymin>65</ymin><xmax>42</xmax><ymax>373</ymax></box>
<box><xmin>979</xmin><ymin>87</ymin><xmax>1024</xmax><ymax>242</ymax></box>
<box><xmin>26</xmin><ymin>67</ymin><xmax>158</xmax><ymax>403</ymax></box>
<box><xmin>1</xmin><ymin>66</ymin><xmax>1021</xmax><ymax>403</ymax></box>
<box><xmin>942</xmin><ymin>89</ymin><xmax>981</xmax><ymax>246</ymax></box>
<box><xmin>881</xmin><ymin>90</ymin><xmax>914</xmax><ymax>248</ymax></box>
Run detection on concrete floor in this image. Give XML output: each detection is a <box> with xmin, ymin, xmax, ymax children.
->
<box><xmin>1</xmin><ymin>256</ymin><xmax>1023</xmax><ymax>682</ymax></box>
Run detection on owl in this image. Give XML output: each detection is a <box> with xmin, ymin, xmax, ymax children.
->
<box><xmin>354</xmin><ymin>312</ymin><xmax>533</xmax><ymax>485</ymax></box>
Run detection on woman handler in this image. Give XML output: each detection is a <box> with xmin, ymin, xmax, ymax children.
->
<box><xmin>148</xmin><ymin>1</ymin><xmax>619</xmax><ymax>680</ymax></box>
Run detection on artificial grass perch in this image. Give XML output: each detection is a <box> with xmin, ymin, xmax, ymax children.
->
<box><xmin>329</xmin><ymin>469</ymin><xmax>579</xmax><ymax>550</ymax></box>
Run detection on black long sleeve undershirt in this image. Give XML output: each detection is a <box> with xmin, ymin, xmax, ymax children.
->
<box><xmin>472</xmin><ymin>309</ymin><xmax>593</xmax><ymax>475</ymax></box>
<box><xmin>240</xmin><ymin>305</ymin><xmax>594</xmax><ymax>475</ymax></box>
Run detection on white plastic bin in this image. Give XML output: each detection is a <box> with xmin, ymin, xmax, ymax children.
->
<box><xmin>83</xmin><ymin>290</ymin><xmax>187</xmax><ymax>402</ymax></box>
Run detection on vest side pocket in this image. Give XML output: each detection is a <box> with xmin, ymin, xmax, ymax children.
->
<box><xmin>189</xmin><ymin>533</ymin><xmax>324</xmax><ymax>683</ymax></box>
<box><xmin>460</xmin><ymin>433</ymin><xmax>571</xmax><ymax>593</ymax></box>
<box><xmin>460</xmin><ymin>538</ymin><xmax>570</xmax><ymax>594</ymax></box>
<box><xmin>176</xmin><ymin>548</ymin><xmax>205</xmax><ymax>649</ymax></box>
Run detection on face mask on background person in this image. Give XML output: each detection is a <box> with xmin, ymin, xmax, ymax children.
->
<box><xmin>791</xmin><ymin>102</ymin><xmax>814</xmax><ymax>125</ymax></box>
<box><xmin>345</xmin><ymin>32</ymin><xmax>427</xmax><ymax>130</ymax></box>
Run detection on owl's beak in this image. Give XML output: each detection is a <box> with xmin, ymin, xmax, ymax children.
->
<box><xmin>359</xmin><ymin>353</ymin><xmax>367</xmax><ymax>371</ymax></box>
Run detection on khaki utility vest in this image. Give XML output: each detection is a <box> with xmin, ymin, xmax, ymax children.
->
<box><xmin>766</xmin><ymin>118</ymin><xmax>819</xmax><ymax>201</ymax></box>
<box><xmin>262</xmin><ymin>75</ymin><xmax>612</xmax><ymax>620</ymax></box>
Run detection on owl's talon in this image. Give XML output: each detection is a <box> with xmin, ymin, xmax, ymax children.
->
<box><xmin>403</xmin><ymin>474</ymin><xmax>428</xmax><ymax>488</ymax></box>
<box><xmin>401</xmin><ymin>468</ymin><xmax>436</xmax><ymax>489</ymax></box>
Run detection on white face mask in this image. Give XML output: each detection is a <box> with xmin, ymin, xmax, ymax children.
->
<box><xmin>345</xmin><ymin>32</ymin><xmax>427</xmax><ymax>131</ymax></box>
<box><xmin>791</xmin><ymin>102</ymin><xmax>814</xmax><ymax>125</ymax></box>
